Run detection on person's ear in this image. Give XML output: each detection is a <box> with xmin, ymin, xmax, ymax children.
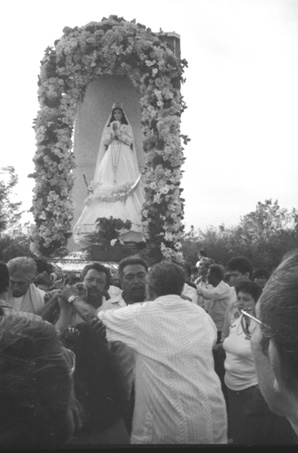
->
<box><xmin>268</xmin><ymin>340</ymin><xmax>298</xmax><ymax>395</ymax></box>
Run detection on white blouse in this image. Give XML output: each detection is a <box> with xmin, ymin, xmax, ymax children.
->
<box><xmin>223</xmin><ymin>315</ymin><xmax>258</xmax><ymax>391</ymax></box>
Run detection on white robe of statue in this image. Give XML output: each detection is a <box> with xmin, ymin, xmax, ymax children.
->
<box><xmin>73</xmin><ymin>106</ymin><xmax>144</xmax><ymax>246</ymax></box>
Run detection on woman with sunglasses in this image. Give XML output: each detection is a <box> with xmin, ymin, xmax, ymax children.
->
<box><xmin>222</xmin><ymin>280</ymin><xmax>295</xmax><ymax>445</ymax></box>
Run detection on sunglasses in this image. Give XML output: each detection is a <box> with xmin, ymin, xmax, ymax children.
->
<box><xmin>240</xmin><ymin>309</ymin><xmax>267</xmax><ymax>339</ymax></box>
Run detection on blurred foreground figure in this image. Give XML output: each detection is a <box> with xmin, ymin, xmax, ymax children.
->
<box><xmin>61</xmin><ymin>322</ymin><xmax>130</xmax><ymax>445</ymax></box>
<box><xmin>251</xmin><ymin>248</ymin><xmax>298</xmax><ymax>441</ymax></box>
<box><xmin>0</xmin><ymin>313</ymin><xmax>82</xmax><ymax>448</ymax></box>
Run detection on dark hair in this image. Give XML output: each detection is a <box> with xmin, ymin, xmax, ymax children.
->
<box><xmin>118</xmin><ymin>255</ymin><xmax>148</xmax><ymax>279</ymax></box>
<box><xmin>253</xmin><ymin>268</ymin><xmax>270</xmax><ymax>280</ymax></box>
<box><xmin>209</xmin><ymin>264</ymin><xmax>225</xmax><ymax>281</ymax></box>
<box><xmin>34</xmin><ymin>258</ymin><xmax>54</xmax><ymax>275</ymax></box>
<box><xmin>108</xmin><ymin>107</ymin><xmax>128</xmax><ymax>126</ymax></box>
<box><xmin>148</xmin><ymin>261</ymin><xmax>185</xmax><ymax>297</ymax></box>
<box><xmin>258</xmin><ymin>248</ymin><xmax>298</xmax><ymax>375</ymax></box>
<box><xmin>0</xmin><ymin>313</ymin><xmax>81</xmax><ymax>448</ymax></box>
<box><xmin>226</xmin><ymin>256</ymin><xmax>253</xmax><ymax>279</ymax></box>
<box><xmin>199</xmin><ymin>249</ymin><xmax>207</xmax><ymax>257</ymax></box>
<box><xmin>81</xmin><ymin>263</ymin><xmax>111</xmax><ymax>288</ymax></box>
<box><xmin>235</xmin><ymin>280</ymin><xmax>262</xmax><ymax>303</ymax></box>
<box><xmin>0</xmin><ymin>262</ymin><xmax>9</xmax><ymax>294</ymax></box>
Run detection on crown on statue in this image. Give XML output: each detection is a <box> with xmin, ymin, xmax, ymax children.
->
<box><xmin>112</xmin><ymin>101</ymin><xmax>124</xmax><ymax>110</ymax></box>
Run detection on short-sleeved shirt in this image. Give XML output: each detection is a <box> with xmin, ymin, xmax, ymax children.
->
<box><xmin>97</xmin><ymin>295</ymin><xmax>227</xmax><ymax>444</ymax></box>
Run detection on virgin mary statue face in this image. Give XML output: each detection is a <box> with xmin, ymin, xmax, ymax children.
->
<box><xmin>113</xmin><ymin>108</ymin><xmax>123</xmax><ymax>122</ymax></box>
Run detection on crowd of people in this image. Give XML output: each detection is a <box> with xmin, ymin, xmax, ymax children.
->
<box><xmin>0</xmin><ymin>249</ymin><xmax>298</xmax><ymax>447</ymax></box>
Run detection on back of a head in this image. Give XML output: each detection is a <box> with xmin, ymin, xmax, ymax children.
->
<box><xmin>209</xmin><ymin>263</ymin><xmax>225</xmax><ymax>282</ymax></box>
<box><xmin>258</xmin><ymin>248</ymin><xmax>298</xmax><ymax>376</ymax></box>
<box><xmin>34</xmin><ymin>258</ymin><xmax>54</xmax><ymax>275</ymax></box>
<box><xmin>7</xmin><ymin>256</ymin><xmax>37</xmax><ymax>281</ymax></box>
<box><xmin>226</xmin><ymin>256</ymin><xmax>253</xmax><ymax>278</ymax></box>
<box><xmin>0</xmin><ymin>313</ymin><xmax>78</xmax><ymax>448</ymax></box>
<box><xmin>118</xmin><ymin>255</ymin><xmax>148</xmax><ymax>277</ymax></box>
<box><xmin>148</xmin><ymin>261</ymin><xmax>185</xmax><ymax>297</ymax></box>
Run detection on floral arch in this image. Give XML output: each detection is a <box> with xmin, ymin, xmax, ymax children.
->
<box><xmin>30</xmin><ymin>15</ymin><xmax>189</xmax><ymax>263</ymax></box>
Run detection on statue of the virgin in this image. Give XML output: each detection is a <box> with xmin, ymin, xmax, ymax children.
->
<box><xmin>73</xmin><ymin>103</ymin><xmax>145</xmax><ymax>246</ymax></box>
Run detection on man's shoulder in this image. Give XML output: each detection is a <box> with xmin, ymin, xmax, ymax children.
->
<box><xmin>217</xmin><ymin>280</ymin><xmax>232</xmax><ymax>291</ymax></box>
<box><xmin>101</xmin><ymin>293</ymin><xmax>127</xmax><ymax>311</ymax></box>
<box><xmin>108</xmin><ymin>285</ymin><xmax>122</xmax><ymax>298</ymax></box>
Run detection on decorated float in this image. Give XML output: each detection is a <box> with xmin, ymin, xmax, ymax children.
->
<box><xmin>29</xmin><ymin>15</ymin><xmax>189</xmax><ymax>266</ymax></box>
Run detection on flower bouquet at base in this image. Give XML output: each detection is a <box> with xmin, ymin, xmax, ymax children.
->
<box><xmin>87</xmin><ymin>216</ymin><xmax>132</xmax><ymax>249</ymax></box>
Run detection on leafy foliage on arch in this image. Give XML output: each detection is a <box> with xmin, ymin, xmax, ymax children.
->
<box><xmin>30</xmin><ymin>15</ymin><xmax>189</xmax><ymax>261</ymax></box>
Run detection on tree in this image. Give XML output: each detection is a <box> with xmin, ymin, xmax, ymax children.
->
<box><xmin>0</xmin><ymin>166</ymin><xmax>22</xmax><ymax>232</ymax></box>
<box><xmin>0</xmin><ymin>166</ymin><xmax>33</xmax><ymax>261</ymax></box>
<box><xmin>0</xmin><ymin>223</ymin><xmax>33</xmax><ymax>262</ymax></box>
<box><xmin>182</xmin><ymin>199</ymin><xmax>298</xmax><ymax>272</ymax></box>
<box><xmin>240</xmin><ymin>199</ymin><xmax>296</xmax><ymax>242</ymax></box>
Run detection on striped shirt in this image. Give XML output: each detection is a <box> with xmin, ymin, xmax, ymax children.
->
<box><xmin>97</xmin><ymin>295</ymin><xmax>228</xmax><ymax>444</ymax></box>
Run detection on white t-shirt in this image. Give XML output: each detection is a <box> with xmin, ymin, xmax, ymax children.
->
<box><xmin>223</xmin><ymin>316</ymin><xmax>258</xmax><ymax>391</ymax></box>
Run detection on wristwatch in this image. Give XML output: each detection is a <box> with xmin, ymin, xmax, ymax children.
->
<box><xmin>68</xmin><ymin>295</ymin><xmax>78</xmax><ymax>304</ymax></box>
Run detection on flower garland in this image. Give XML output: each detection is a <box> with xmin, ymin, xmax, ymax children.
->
<box><xmin>30</xmin><ymin>15</ymin><xmax>188</xmax><ymax>261</ymax></box>
<box><xmin>85</xmin><ymin>174</ymin><xmax>142</xmax><ymax>204</ymax></box>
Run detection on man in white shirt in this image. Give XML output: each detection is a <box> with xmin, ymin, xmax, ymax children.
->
<box><xmin>221</xmin><ymin>256</ymin><xmax>253</xmax><ymax>341</ymax></box>
<box><xmin>195</xmin><ymin>257</ymin><xmax>215</xmax><ymax>307</ymax></box>
<box><xmin>197</xmin><ymin>263</ymin><xmax>234</xmax><ymax>343</ymax></box>
<box><xmin>65</xmin><ymin>261</ymin><xmax>228</xmax><ymax>444</ymax></box>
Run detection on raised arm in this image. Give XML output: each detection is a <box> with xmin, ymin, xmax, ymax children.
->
<box><xmin>196</xmin><ymin>283</ymin><xmax>230</xmax><ymax>300</ymax></box>
<box><xmin>34</xmin><ymin>290</ymin><xmax>60</xmax><ymax>322</ymax></box>
<box><xmin>55</xmin><ymin>284</ymin><xmax>97</xmax><ymax>334</ymax></box>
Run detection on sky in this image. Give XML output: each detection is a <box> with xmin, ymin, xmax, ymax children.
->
<box><xmin>1</xmin><ymin>0</ymin><xmax>298</xmax><ymax>232</ymax></box>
